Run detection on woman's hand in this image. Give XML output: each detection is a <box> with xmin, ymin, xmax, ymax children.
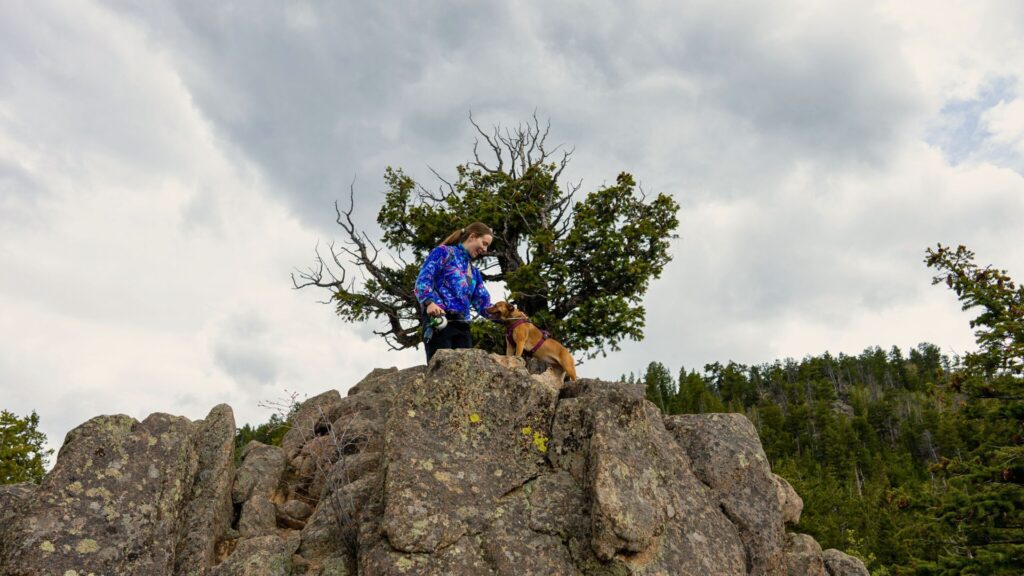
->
<box><xmin>426</xmin><ymin>302</ymin><xmax>445</xmax><ymax>317</ymax></box>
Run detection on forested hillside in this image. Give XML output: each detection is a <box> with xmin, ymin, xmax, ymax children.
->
<box><xmin>629</xmin><ymin>343</ymin><xmax>955</xmax><ymax>573</ymax></box>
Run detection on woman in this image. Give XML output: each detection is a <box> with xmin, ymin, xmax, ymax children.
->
<box><xmin>414</xmin><ymin>222</ymin><xmax>495</xmax><ymax>362</ymax></box>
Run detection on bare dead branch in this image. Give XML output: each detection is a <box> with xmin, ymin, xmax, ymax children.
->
<box><xmin>291</xmin><ymin>242</ymin><xmax>348</xmax><ymax>306</ymax></box>
<box><xmin>469</xmin><ymin>111</ymin><xmax>504</xmax><ymax>174</ymax></box>
<box><xmin>425</xmin><ymin>165</ymin><xmax>459</xmax><ymax>202</ymax></box>
<box><xmin>552</xmin><ymin>146</ymin><xmax>575</xmax><ymax>181</ymax></box>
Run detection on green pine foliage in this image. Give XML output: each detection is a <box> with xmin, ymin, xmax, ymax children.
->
<box><xmin>643</xmin><ymin>362</ymin><xmax>675</xmax><ymax>412</ymax></box>
<box><xmin>0</xmin><ymin>409</ymin><xmax>53</xmax><ymax>484</ymax></box>
<box><xmin>233</xmin><ymin>412</ymin><xmax>290</xmax><ymax>465</ymax></box>
<box><xmin>914</xmin><ymin>244</ymin><xmax>1024</xmax><ymax>574</ymax></box>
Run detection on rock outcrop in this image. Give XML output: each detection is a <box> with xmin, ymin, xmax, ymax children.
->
<box><xmin>0</xmin><ymin>404</ymin><xmax>235</xmax><ymax>575</ymax></box>
<box><xmin>0</xmin><ymin>350</ymin><xmax>869</xmax><ymax>575</ymax></box>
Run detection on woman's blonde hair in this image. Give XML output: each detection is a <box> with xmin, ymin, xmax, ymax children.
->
<box><xmin>441</xmin><ymin>222</ymin><xmax>493</xmax><ymax>246</ymax></box>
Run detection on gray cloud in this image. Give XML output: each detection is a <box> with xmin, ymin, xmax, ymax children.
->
<box><xmin>103</xmin><ymin>0</ymin><xmax>521</xmax><ymax>228</ymax></box>
<box><xmin>211</xmin><ymin>310</ymin><xmax>281</xmax><ymax>386</ymax></box>
<box><xmin>0</xmin><ymin>157</ymin><xmax>46</xmax><ymax>227</ymax></box>
<box><xmin>97</xmin><ymin>0</ymin><xmax>921</xmax><ymax>233</ymax></box>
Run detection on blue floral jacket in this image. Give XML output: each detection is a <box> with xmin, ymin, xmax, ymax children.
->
<box><xmin>414</xmin><ymin>244</ymin><xmax>493</xmax><ymax>324</ymax></box>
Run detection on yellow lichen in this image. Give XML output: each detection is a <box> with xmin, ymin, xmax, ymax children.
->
<box><xmin>521</xmin><ymin>426</ymin><xmax>532</xmax><ymax>436</ymax></box>
<box><xmin>410</xmin><ymin>519</ymin><xmax>429</xmax><ymax>537</ymax></box>
<box><xmin>76</xmin><ymin>539</ymin><xmax>99</xmax><ymax>553</ymax></box>
<box><xmin>85</xmin><ymin>487</ymin><xmax>112</xmax><ymax>500</ymax></box>
<box><xmin>469</xmin><ymin>413</ymin><xmax>481</xmax><ymax>424</ymax></box>
<box><xmin>39</xmin><ymin>540</ymin><xmax>55</xmax><ymax>553</ymax></box>
<box><xmin>103</xmin><ymin>505</ymin><xmax>120</xmax><ymax>521</ymax></box>
<box><xmin>532</xmin><ymin>432</ymin><xmax>549</xmax><ymax>453</ymax></box>
<box><xmin>407</xmin><ymin>409</ymin><xmax>416</xmax><ymax>418</ymax></box>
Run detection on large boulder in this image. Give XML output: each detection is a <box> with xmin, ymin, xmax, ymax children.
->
<box><xmin>774</xmin><ymin>473</ymin><xmax>803</xmax><ymax>525</ymax></box>
<box><xmin>232</xmin><ymin>441</ymin><xmax>287</xmax><ymax>538</ymax></box>
<box><xmin>549</xmin><ymin>379</ymin><xmax>748</xmax><ymax>574</ymax></box>
<box><xmin>280</xmin><ymin>390</ymin><xmax>342</xmax><ymax>461</ymax></box>
<box><xmin>211</xmin><ymin>532</ymin><xmax>301</xmax><ymax>576</ymax></box>
<box><xmin>0</xmin><ymin>405</ymin><xmax>235</xmax><ymax>576</ymax></box>
<box><xmin>785</xmin><ymin>532</ymin><xmax>828</xmax><ymax>576</ymax></box>
<box><xmin>823</xmin><ymin>548</ymin><xmax>870</xmax><ymax>576</ymax></box>
<box><xmin>176</xmin><ymin>404</ymin><xmax>238</xmax><ymax>574</ymax></box>
<box><xmin>361</xmin><ymin>349</ymin><xmax>561</xmax><ymax>573</ymax></box>
<box><xmin>665</xmin><ymin>413</ymin><xmax>787</xmax><ymax>575</ymax></box>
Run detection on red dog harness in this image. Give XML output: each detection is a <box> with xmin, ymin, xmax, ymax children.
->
<box><xmin>505</xmin><ymin>318</ymin><xmax>551</xmax><ymax>355</ymax></box>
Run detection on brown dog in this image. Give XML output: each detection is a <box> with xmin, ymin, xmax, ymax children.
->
<box><xmin>485</xmin><ymin>301</ymin><xmax>577</xmax><ymax>380</ymax></box>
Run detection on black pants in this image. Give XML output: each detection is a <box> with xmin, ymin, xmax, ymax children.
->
<box><xmin>424</xmin><ymin>320</ymin><xmax>472</xmax><ymax>363</ymax></box>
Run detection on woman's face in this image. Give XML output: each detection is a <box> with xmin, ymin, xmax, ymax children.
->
<box><xmin>463</xmin><ymin>233</ymin><xmax>492</xmax><ymax>259</ymax></box>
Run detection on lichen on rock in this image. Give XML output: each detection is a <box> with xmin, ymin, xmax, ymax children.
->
<box><xmin>1</xmin><ymin>406</ymin><xmax>236</xmax><ymax>576</ymax></box>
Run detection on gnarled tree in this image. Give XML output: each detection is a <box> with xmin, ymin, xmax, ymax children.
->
<box><xmin>294</xmin><ymin>116</ymin><xmax>679</xmax><ymax>359</ymax></box>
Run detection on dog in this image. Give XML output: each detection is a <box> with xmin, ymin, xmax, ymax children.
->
<box><xmin>485</xmin><ymin>301</ymin><xmax>577</xmax><ymax>380</ymax></box>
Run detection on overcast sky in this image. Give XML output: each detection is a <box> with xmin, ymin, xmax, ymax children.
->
<box><xmin>3</xmin><ymin>1</ymin><xmax>1024</xmax><ymax>456</ymax></box>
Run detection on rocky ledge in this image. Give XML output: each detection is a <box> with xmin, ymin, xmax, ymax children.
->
<box><xmin>0</xmin><ymin>349</ymin><xmax>868</xmax><ymax>575</ymax></box>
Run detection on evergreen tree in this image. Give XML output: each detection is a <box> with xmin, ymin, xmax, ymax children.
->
<box><xmin>0</xmin><ymin>409</ymin><xmax>53</xmax><ymax>484</ymax></box>
<box><xmin>234</xmin><ymin>413</ymin><xmax>291</xmax><ymax>464</ymax></box>
<box><xmin>675</xmin><ymin>367</ymin><xmax>723</xmax><ymax>414</ymax></box>
<box><xmin>918</xmin><ymin>244</ymin><xmax>1024</xmax><ymax>574</ymax></box>
<box><xmin>643</xmin><ymin>361</ymin><xmax>673</xmax><ymax>413</ymax></box>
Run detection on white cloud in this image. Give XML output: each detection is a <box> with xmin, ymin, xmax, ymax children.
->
<box><xmin>983</xmin><ymin>97</ymin><xmax>1024</xmax><ymax>155</ymax></box>
<box><xmin>878</xmin><ymin>1</ymin><xmax>1024</xmax><ymax>103</ymax></box>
